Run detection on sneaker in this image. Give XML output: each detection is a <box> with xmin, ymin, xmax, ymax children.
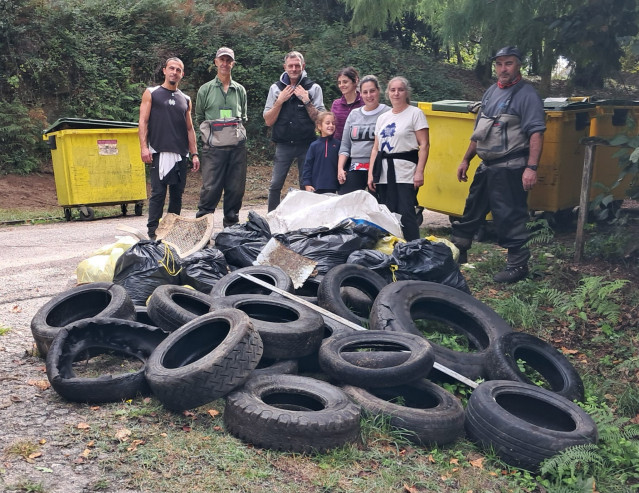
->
<box><xmin>493</xmin><ymin>265</ymin><xmax>529</xmax><ymax>284</ymax></box>
<box><xmin>415</xmin><ymin>206</ymin><xmax>424</xmax><ymax>227</ymax></box>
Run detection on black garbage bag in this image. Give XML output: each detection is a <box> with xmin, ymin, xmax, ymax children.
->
<box><xmin>275</xmin><ymin>219</ymin><xmax>384</xmax><ymax>275</ymax></box>
<box><xmin>392</xmin><ymin>239</ymin><xmax>470</xmax><ymax>293</ymax></box>
<box><xmin>113</xmin><ymin>240</ymin><xmax>182</xmax><ymax>305</ymax></box>
<box><xmin>347</xmin><ymin>238</ymin><xmax>470</xmax><ymax>293</ymax></box>
<box><xmin>214</xmin><ymin>211</ymin><xmax>272</xmax><ymax>268</ymax></box>
<box><xmin>179</xmin><ymin>247</ymin><xmax>229</xmax><ymax>293</ymax></box>
<box><xmin>347</xmin><ymin>249</ymin><xmax>394</xmax><ymax>275</ymax></box>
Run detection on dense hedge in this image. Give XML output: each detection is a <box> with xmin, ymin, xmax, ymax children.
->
<box><xmin>0</xmin><ymin>0</ymin><xmax>468</xmax><ymax>173</ymax></box>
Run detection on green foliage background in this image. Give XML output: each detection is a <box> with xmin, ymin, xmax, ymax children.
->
<box><xmin>0</xmin><ymin>0</ymin><xmax>470</xmax><ymax>174</ymax></box>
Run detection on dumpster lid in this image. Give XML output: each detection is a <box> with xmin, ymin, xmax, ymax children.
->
<box><xmin>591</xmin><ymin>99</ymin><xmax>639</xmax><ymax>106</ymax></box>
<box><xmin>43</xmin><ymin>118</ymin><xmax>138</xmax><ymax>135</ymax></box>
<box><xmin>430</xmin><ymin>100</ymin><xmax>478</xmax><ymax>113</ymax></box>
<box><xmin>543</xmin><ymin>98</ymin><xmax>596</xmax><ymax>110</ymax></box>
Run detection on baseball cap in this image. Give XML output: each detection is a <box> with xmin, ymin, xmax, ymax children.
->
<box><xmin>491</xmin><ymin>46</ymin><xmax>522</xmax><ymax>61</ymax></box>
<box><xmin>216</xmin><ymin>47</ymin><xmax>235</xmax><ymax>60</ymax></box>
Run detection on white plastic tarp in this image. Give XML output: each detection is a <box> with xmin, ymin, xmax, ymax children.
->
<box><xmin>266</xmin><ymin>189</ymin><xmax>404</xmax><ymax>239</ymax></box>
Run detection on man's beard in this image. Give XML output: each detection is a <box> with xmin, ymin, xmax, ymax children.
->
<box><xmin>167</xmin><ymin>79</ymin><xmax>178</xmax><ymax>87</ymax></box>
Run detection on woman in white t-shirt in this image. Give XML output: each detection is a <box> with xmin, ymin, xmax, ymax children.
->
<box><xmin>368</xmin><ymin>77</ymin><xmax>430</xmax><ymax>241</ymax></box>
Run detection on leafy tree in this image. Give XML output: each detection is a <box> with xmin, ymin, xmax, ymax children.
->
<box><xmin>341</xmin><ymin>0</ymin><xmax>638</xmax><ymax>93</ymax></box>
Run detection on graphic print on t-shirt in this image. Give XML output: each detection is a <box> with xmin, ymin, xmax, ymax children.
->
<box><xmin>380</xmin><ymin>122</ymin><xmax>396</xmax><ymax>153</ymax></box>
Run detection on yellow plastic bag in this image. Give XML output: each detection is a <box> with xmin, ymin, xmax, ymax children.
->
<box><xmin>374</xmin><ymin>235</ymin><xmax>405</xmax><ymax>255</ymax></box>
<box><xmin>425</xmin><ymin>235</ymin><xmax>460</xmax><ymax>262</ymax></box>
<box><xmin>76</xmin><ymin>236</ymin><xmax>138</xmax><ymax>284</ymax></box>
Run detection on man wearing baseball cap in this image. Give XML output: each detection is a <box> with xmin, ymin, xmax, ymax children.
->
<box><xmin>450</xmin><ymin>46</ymin><xmax>546</xmax><ymax>283</ymax></box>
<box><xmin>195</xmin><ymin>46</ymin><xmax>248</xmax><ymax>227</ymax></box>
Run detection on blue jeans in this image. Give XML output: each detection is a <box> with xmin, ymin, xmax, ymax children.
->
<box><xmin>267</xmin><ymin>142</ymin><xmax>310</xmax><ymax>212</ymax></box>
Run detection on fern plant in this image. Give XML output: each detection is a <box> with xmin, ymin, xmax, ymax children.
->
<box><xmin>537</xmin><ymin>276</ymin><xmax>629</xmax><ymax>330</ymax></box>
<box><xmin>539</xmin><ymin>396</ymin><xmax>639</xmax><ymax>491</ymax></box>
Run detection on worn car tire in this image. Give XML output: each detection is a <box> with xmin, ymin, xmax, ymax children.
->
<box><xmin>46</xmin><ymin>317</ymin><xmax>167</xmax><ymax>403</ymax></box>
<box><xmin>224</xmin><ymin>374</ymin><xmax>361</xmax><ymax>453</ymax></box>
<box><xmin>485</xmin><ymin>332</ymin><xmax>585</xmax><ymax>402</ymax></box>
<box><xmin>296</xmin><ymin>316</ymin><xmax>355</xmax><ymax>373</ymax></box>
<box><xmin>145</xmin><ymin>309</ymin><xmax>263</xmax><ymax>411</ymax></box>
<box><xmin>253</xmin><ymin>358</ymin><xmax>299</xmax><ymax>377</ymax></box>
<box><xmin>317</xmin><ymin>264</ymin><xmax>388</xmax><ymax>327</ymax></box>
<box><xmin>465</xmin><ymin>380</ymin><xmax>598</xmax><ymax>471</ymax></box>
<box><xmin>369</xmin><ymin>280</ymin><xmax>512</xmax><ymax>380</ymax></box>
<box><xmin>319</xmin><ymin>330</ymin><xmax>434</xmax><ymax>388</ymax></box>
<box><xmin>135</xmin><ymin>305</ymin><xmax>157</xmax><ymax>327</ymax></box>
<box><xmin>209</xmin><ymin>265</ymin><xmax>294</xmax><ymax>299</ymax></box>
<box><xmin>343</xmin><ymin>378</ymin><xmax>465</xmax><ymax>445</ymax></box>
<box><xmin>31</xmin><ymin>282</ymin><xmax>136</xmax><ymax>358</ymax></box>
<box><xmin>210</xmin><ymin>294</ymin><xmax>324</xmax><ymax>359</ymax></box>
<box><xmin>146</xmin><ymin>284</ymin><xmax>212</xmax><ymax>332</ymax></box>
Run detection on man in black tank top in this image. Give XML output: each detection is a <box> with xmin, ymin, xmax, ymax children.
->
<box><xmin>138</xmin><ymin>57</ymin><xmax>200</xmax><ymax>240</ymax></box>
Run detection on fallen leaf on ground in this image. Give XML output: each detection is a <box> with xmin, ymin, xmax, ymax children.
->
<box><xmin>449</xmin><ymin>458</ymin><xmax>459</xmax><ymax>465</ymax></box>
<box><xmin>27</xmin><ymin>379</ymin><xmax>50</xmax><ymax>390</ymax></box>
<box><xmin>561</xmin><ymin>347</ymin><xmax>578</xmax><ymax>354</ymax></box>
<box><xmin>81</xmin><ymin>449</ymin><xmax>90</xmax><ymax>458</ymax></box>
<box><xmin>470</xmin><ymin>457</ymin><xmax>484</xmax><ymax>469</ymax></box>
<box><xmin>114</xmin><ymin>428</ymin><xmax>131</xmax><ymax>441</ymax></box>
<box><xmin>127</xmin><ymin>439</ymin><xmax>145</xmax><ymax>452</ymax></box>
<box><xmin>207</xmin><ymin>409</ymin><xmax>220</xmax><ymax>418</ymax></box>
<box><xmin>39</xmin><ymin>439</ymin><xmax>46</xmax><ymax>445</ymax></box>
<box><xmin>87</xmin><ymin>440</ymin><xmax>95</xmax><ymax>448</ymax></box>
<box><xmin>77</xmin><ymin>422</ymin><xmax>90</xmax><ymax>430</ymax></box>
<box><xmin>28</xmin><ymin>452</ymin><xmax>42</xmax><ymax>460</ymax></box>
<box><xmin>11</xmin><ymin>305</ymin><xmax>21</xmax><ymax>313</ymax></box>
<box><xmin>403</xmin><ymin>484</ymin><xmax>418</xmax><ymax>493</ymax></box>
<box><xmin>428</xmin><ymin>454</ymin><xmax>435</xmax><ymax>463</ymax></box>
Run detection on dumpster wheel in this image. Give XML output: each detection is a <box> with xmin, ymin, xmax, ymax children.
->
<box><xmin>63</xmin><ymin>208</ymin><xmax>72</xmax><ymax>222</ymax></box>
<box><xmin>78</xmin><ymin>206</ymin><xmax>95</xmax><ymax>221</ymax></box>
<box><xmin>134</xmin><ymin>202</ymin><xmax>144</xmax><ymax>216</ymax></box>
<box><xmin>121</xmin><ymin>204</ymin><xmax>128</xmax><ymax>216</ymax></box>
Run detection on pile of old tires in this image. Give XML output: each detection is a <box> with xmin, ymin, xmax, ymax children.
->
<box><xmin>32</xmin><ymin>265</ymin><xmax>598</xmax><ymax>469</ymax></box>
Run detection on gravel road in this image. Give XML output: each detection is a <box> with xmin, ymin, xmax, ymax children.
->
<box><xmin>0</xmin><ymin>204</ymin><xmax>449</xmax><ymax>492</ymax></box>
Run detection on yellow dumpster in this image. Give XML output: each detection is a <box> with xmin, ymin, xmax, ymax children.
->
<box><xmin>417</xmin><ymin>99</ymin><xmax>596</xmax><ymax>217</ymax></box>
<box><xmin>43</xmin><ymin>118</ymin><xmax>147</xmax><ymax>221</ymax></box>
<box><xmin>589</xmin><ymin>100</ymin><xmax>639</xmax><ymax>201</ymax></box>
<box><xmin>417</xmin><ymin>101</ymin><xmax>482</xmax><ymax>217</ymax></box>
<box><xmin>528</xmin><ymin>100</ymin><xmax>596</xmax><ymax>212</ymax></box>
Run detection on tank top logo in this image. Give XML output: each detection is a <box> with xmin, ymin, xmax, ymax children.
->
<box><xmin>169</xmin><ymin>98</ymin><xmax>176</xmax><ymax>106</ymax></box>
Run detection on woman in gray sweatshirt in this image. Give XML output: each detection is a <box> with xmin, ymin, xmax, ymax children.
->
<box><xmin>337</xmin><ymin>74</ymin><xmax>390</xmax><ymax>194</ymax></box>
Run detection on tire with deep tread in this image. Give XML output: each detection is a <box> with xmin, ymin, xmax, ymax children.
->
<box><xmin>319</xmin><ymin>330</ymin><xmax>434</xmax><ymax>387</ymax></box>
<box><xmin>146</xmin><ymin>285</ymin><xmax>213</xmax><ymax>332</ymax></box>
<box><xmin>31</xmin><ymin>282</ymin><xmax>136</xmax><ymax>358</ymax></box>
<box><xmin>46</xmin><ymin>317</ymin><xmax>167</xmax><ymax>403</ymax></box>
<box><xmin>145</xmin><ymin>309</ymin><xmax>263</xmax><ymax>411</ymax></box>
<box><xmin>317</xmin><ymin>264</ymin><xmax>388</xmax><ymax>326</ymax></box>
<box><xmin>465</xmin><ymin>380</ymin><xmax>598</xmax><ymax>471</ymax></box>
<box><xmin>485</xmin><ymin>332</ymin><xmax>585</xmax><ymax>402</ymax></box>
<box><xmin>224</xmin><ymin>374</ymin><xmax>361</xmax><ymax>453</ymax></box>
<box><xmin>209</xmin><ymin>265</ymin><xmax>294</xmax><ymax>299</ymax></box>
<box><xmin>343</xmin><ymin>378</ymin><xmax>465</xmax><ymax>445</ymax></box>
<box><xmin>210</xmin><ymin>294</ymin><xmax>324</xmax><ymax>359</ymax></box>
<box><xmin>369</xmin><ymin>280</ymin><xmax>512</xmax><ymax>380</ymax></box>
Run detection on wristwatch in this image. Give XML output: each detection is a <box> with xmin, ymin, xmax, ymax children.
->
<box><xmin>525</xmin><ymin>164</ymin><xmax>538</xmax><ymax>171</ymax></box>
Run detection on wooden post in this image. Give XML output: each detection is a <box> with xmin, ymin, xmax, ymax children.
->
<box><xmin>574</xmin><ymin>142</ymin><xmax>597</xmax><ymax>263</ymax></box>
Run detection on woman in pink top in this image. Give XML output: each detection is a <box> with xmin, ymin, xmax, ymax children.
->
<box><xmin>330</xmin><ymin>67</ymin><xmax>364</xmax><ymax>142</ymax></box>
